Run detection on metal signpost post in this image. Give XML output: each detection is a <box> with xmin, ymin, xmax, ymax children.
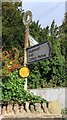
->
<box><xmin>23</xmin><ymin>11</ymin><xmax>32</xmax><ymax>90</ymax></box>
<box><xmin>23</xmin><ymin>26</ymin><xmax>29</xmax><ymax>90</ymax></box>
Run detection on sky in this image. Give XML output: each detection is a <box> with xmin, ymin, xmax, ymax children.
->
<box><xmin>22</xmin><ymin>0</ymin><xmax>67</xmax><ymax>28</ymax></box>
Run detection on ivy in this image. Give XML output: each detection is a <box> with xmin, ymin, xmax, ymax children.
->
<box><xmin>2</xmin><ymin>70</ymin><xmax>48</xmax><ymax>104</ymax></box>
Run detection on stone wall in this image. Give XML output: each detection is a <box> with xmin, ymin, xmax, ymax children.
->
<box><xmin>30</xmin><ymin>87</ymin><xmax>67</xmax><ymax>109</ymax></box>
<box><xmin>0</xmin><ymin>102</ymin><xmax>62</xmax><ymax>118</ymax></box>
<box><xmin>0</xmin><ymin>87</ymin><xmax>66</xmax><ymax>118</ymax></box>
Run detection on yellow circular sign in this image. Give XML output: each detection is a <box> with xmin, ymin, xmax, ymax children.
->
<box><xmin>19</xmin><ymin>67</ymin><xmax>30</xmax><ymax>78</ymax></box>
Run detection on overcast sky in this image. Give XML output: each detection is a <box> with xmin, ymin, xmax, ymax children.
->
<box><xmin>22</xmin><ymin>0</ymin><xmax>67</xmax><ymax>28</ymax></box>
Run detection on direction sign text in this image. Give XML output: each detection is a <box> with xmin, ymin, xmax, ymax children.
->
<box><xmin>27</xmin><ymin>41</ymin><xmax>51</xmax><ymax>63</ymax></box>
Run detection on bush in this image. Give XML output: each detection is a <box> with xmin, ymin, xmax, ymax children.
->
<box><xmin>2</xmin><ymin>70</ymin><xmax>48</xmax><ymax>104</ymax></box>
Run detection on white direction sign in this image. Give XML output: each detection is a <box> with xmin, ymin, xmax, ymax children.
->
<box><xmin>27</xmin><ymin>41</ymin><xmax>51</xmax><ymax>63</ymax></box>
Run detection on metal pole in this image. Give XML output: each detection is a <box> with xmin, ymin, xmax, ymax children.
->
<box><xmin>23</xmin><ymin>10</ymin><xmax>32</xmax><ymax>112</ymax></box>
<box><xmin>23</xmin><ymin>10</ymin><xmax>32</xmax><ymax>91</ymax></box>
<box><xmin>24</xmin><ymin>27</ymin><xmax>29</xmax><ymax>90</ymax></box>
<box><xmin>24</xmin><ymin>27</ymin><xmax>29</xmax><ymax>66</ymax></box>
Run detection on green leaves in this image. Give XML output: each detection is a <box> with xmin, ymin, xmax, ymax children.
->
<box><xmin>28</xmin><ymin>19</ymin><xmax>66</xmax><ymax>88</ymax></box>
<box><xmin>2</xmin><ymin>2</ymin><xmax>24</xmax><ymax>50</ymax></box>
<box><xmin>2</xmin><ymin>70</ymin><xmax>24</xmax><ymax>103</ymax></box>
<box><xmin>2</xmin><ymin>70</ymin><xmax>48</xmax><ymax>104</ymax></box>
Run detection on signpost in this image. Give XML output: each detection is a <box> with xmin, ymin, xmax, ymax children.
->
<box><xmin>19</xmin><ymin>10</ymin><xmax>51</xmax><ymax>85</ymax></box>
<box><xmin>19</xmin><ymin>10</ymin><xmax>32</xmax><ymax>91</ymax></box>
<box><xmin>19</xmin><ymin>10</ymin><xmax>52</xmax><ymax>111</ymax></box>
<box><xmin>27</xmin><ymin>41</ymin><xmax>51</xmax><ymax>64</ymax></box>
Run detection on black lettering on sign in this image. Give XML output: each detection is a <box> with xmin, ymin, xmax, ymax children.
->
<box><xmin>29</xmin><ymin>47</ymin><xmax>40</xmax><ymax>53</ymax></box>
<box><xmin>38</xmin><ymin>54</ymin><xmax>46</xmax><ymax>58</ymax></box>
<box><xmin>29</xmin><ymin>57</ymin><xmax>37</xmax><ymax>61</ymax></box>
<box><xmin>29</xmin><ymin>53</ymin><xmax>33</xmax><ymax>57</ymax></box>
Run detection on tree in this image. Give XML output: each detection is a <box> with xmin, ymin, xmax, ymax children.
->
<box><xmin>28</xmin><ymin>20</ymin><xmax>66</xmax><ymax>88</ymax></box>
<box><xmin>2</xmin><ymin>2</ymin><xmax>24</xmax><ymax>53</ymax></box>
<box><xmin>60</xmin><ymin>12</ymin><xmax>67</xmax><ymax>58</ymax></box>
<box><xmin>59</xmin><ymin>12</ymin><xmax>67</xmax><ymax>85</ymax></box>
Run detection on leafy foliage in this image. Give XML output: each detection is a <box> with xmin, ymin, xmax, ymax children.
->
<box><xmin>28</xmin><ymin>20</ymin><xmax>66</xmax><ymax>88</ymax></box>
<box><xmin>2</xmin><ymin>2</ymin><xmax>24</xmax><ymax>53</ymax></box>
<box><xmin>2</xmin><ymin>70</ymin><xmax>48</xmax><ymax>104</ymax></box>
<box><xmin>2</xmin><ymin>47</ymin><xmax>23</xmax><ymax>76</ymax></box>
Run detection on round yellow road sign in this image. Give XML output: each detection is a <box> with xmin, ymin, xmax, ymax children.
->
<box><xmin>19</xmin><ymin>66</ymin><xmax>30</xmax><ymax>78</ymax></box>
